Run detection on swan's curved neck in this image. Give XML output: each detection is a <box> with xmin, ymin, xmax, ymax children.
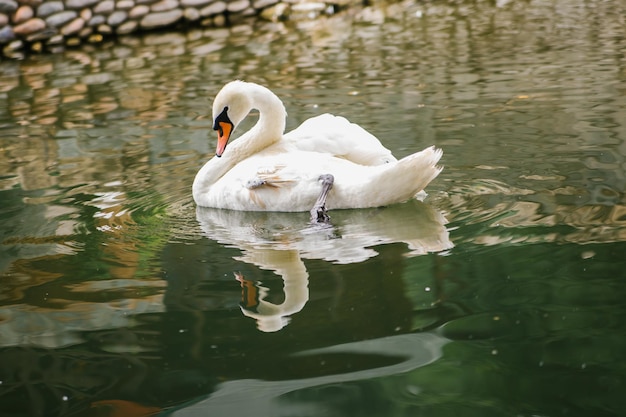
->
<box><xmin>192</xmin><ymin>84</ymin><xmax>287</xmax><ymax>204</ymax></box>
<box><xmin>234</xmin><ymin>85</ymin><xmax>286</xmax><ymax>157</ymax></box>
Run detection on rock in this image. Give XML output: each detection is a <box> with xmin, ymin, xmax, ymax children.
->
<box><xmin>116</xmin><ymin>19</ymin><xmax>136</xmax><ymax>34</ymax></box>
<box><xmin>291</xmin><ymin>2</ymin><xmax>325</xmax><ymax>13</ymax></box>
<box><xmin>0</xmin><ymin>12</ymin><xmax>8</xmax><ymax>26</ymax></box>
<box><xmin>36</xmin><ymin>1</ymin><xmax>63</xmax><ymax>18</ymax></box>
<box><xmin>25</xmin><ymin>26</ymin><xmax>55</xmax><ymax>40</ymax></box>
<box><xmin>107</xmin><ymin>10</ymin><xmax>127</xmax><ymax>26</ymax></box>
<box><xmin>48</xmin><ymin>45</ymin><xmax>65</xmax><ymax>53</ymax></box>
<box><xmin>150</xmin><ymin>0</ymin><xmax>178</xmax><ymax>12</ymax></box>
<box><xmin>80</xmin><ymin>8</ymin><xmax>92</xmax><ymax>21</ymax></box>
<box><xmin>87</xmin><ymin>33</ymin><xmax>103</xmax><ymax>42</ymax></box>
<box><xmin>87</xmin><ymin>14</ymin><xmax>105</xmax><ymax>26</ymax></box>
<box><xmin>199</xmin><ymin>1</ymin><xmax>225</xmax><ymax>16</ymax></box>
<box><xmin>13</xmin><ymin>17</ymin><xmax>45</xmax><ymax>35</ymax></box>
<box><xmin>65</xmin><ymin>0</ymin><xmax>99</xmax><ymax>10</ymax></box>
<box><xmin>183</xmin><ymin>6</ymin><xmax>199</xmax><ymax>20</ymax></box>
<box><xmin>0</xmin><ymin>25</ymin><xmax>15</xmax><ymax>43</ymax></box>
<box><xmin>46</xmin><ymin>10</ymin><xmax>77</xmax><ymax>27</ymax></box>
<box><xmin>116</xmin><ymin>0</ymin><xmax>134</xmax><ymax>10</ymax></box>
<box><xmin>97</xmin><ymin>23</ymin><xmax>112</xmax><ymax>34</ymax></box>
<box><xmin>30</xmin><ymin>40</ymin><xmax>42</xmax><ymax>51</ymax></box>
<box><xmin>78</xmin><ymin>26</ymin><xmax>91</xmax><ymax>37</ymax></box>
<box><xmin>12</xmin><ymin>5</ymin><xmax>33</xmax><ymax>24</ymax></box>
<box><xmin>140</xmin><ymin>9</ymin><xmax>182</xmax><ymax>29</ymax></box>
<box><xmin>61</xmin><ymin>16</ymin><xmax>84</xmax><ymax>35</ymax></box>
<box><xmin>129</xmin><ymin>5</ymin><xmax>149</xmax><ymax>18</ymax></box>
<box><xmin>4</xmin><ymin>39</ymin><xmax>22</xmax><ymax>51</ymax></box>
<box><xmin>0</xmin><ymin>0</ymin><xmax>18</xmax><ymax>14</ymax></box>
<box><xmin>259</xmin><ymin>2</ymin><xmax>288</xmax><ymax>21</ymax></box>
<box><xmin>181</xmin><ymin>0</ymin><xmax>211</xmax><ymax>7</ymax></box>
<box><xmin>252</xmin><ymin>0</ymin><xmax>278</xmax><ymax>10</ymax></box>
<box><xmin>46</xmin><ymin>33</ymin><xmax>64</xmax><ymax>44</ymax></box>
<box><xmin>227</xmin><ymin>0</ymin><xmax>249</xmax><ymax>13</ymax></box>
<box><xmin>212</xmin><ymin>13</ymin><xmax>225</xmax><ymax>26</ymax></box>
<box><xmin>93</xmin><ymin>0</ymin><xmax>114</xmax><ymax>15</ymax></box>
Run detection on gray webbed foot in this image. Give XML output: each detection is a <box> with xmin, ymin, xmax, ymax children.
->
<box><xmin>310</xmin><ymin>174</ymin><xmax>334</xmax><ymax>224</ymax></box>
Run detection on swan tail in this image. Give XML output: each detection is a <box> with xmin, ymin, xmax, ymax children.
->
<box><xmin>366</xmin><ymin>146</ymin><xmax>443</xmax><ymax>207</ymax></box>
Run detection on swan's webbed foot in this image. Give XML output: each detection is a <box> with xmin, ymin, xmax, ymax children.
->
<box><xmin>310</xmin><ymin>174</ymin><xmax>334</xmax><ymax>224</ymax></box>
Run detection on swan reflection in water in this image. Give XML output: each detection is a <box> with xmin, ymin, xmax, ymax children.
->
<box><xmin>196</xmin><ymin>199</ymin><xmax>453</xmax><ymax>332</ymax></box>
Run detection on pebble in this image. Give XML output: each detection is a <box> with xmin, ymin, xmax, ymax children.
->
<box><xmin>47</xmin><ymin>33</ymin><xmax>64</xmax><ymax>43</ymax></box>
<box><xmin>46</xmin><ymin>10</ymin><xmax>78</xmax><ymax>27</ymax></box>
<box><xmin>36</xmin><ymin>1</ymin><xmax>63</xmax><ymax>17</ymax></box>
<box><xmin>183</xmin><ymin>7</ymin><xmax>199</xmax><ymax>20</ymax></box>
<box><xmin>4</xmin><ymin>39</ymin><xmax>23</xmax><ymax>52</ymax></box>
<box><xmin>26</xmin><ymin>26</ymin><xmax>55</xmax><ymax>40</ymax></box>
<box><xmin>0</xmin><ymin>0</ymin><xmax>358</xmax><ymax>57</ymax></box>
<box><xmin>0</xmin><ymin>25</ymin><xmax>15</xmax><ymax>43</ymax></box>
<box><xmin>199</xmin><ymin>1</ymin><xmax>225</xmax><ymax>16</ymax></box>
<box><xmin>96</xmin><ymin>23</ymin><xmax>111</xmax><ymax>34</ymax></box>
<box><xmin>140</xmin><ymin>8</ymin><xmax>182</xmax><ymax>29</ymax></box>
<box><xmin>116</xmin><ymin>0</ymin><xmax>134</xmax><ymax>10</ymax></box>
<box><xmin>13</xmin><ymin>17</ymin><xmax>45</xmax><ymax>35</ymax></box>
<box><xmin>107</xmin><ymin>10</ymin><xmax>127</xmax><ymax>26</ymax></box>
<box><xmin>129</xmin><ymin>5</ymin><xmax>149</xmax><ymax>18</ymax></box>
<box><xmin>92</xmin><ymin>0</ymin><xmax>113</xmax><ymax>14</ymax></box>
<box><xmin>116</xmin><ymin>19</ymin><xmax>136</xmax><ymax>34</ymax></box>
<box><xmin>87</xmin><ymin>15</ymin><xmax>105</xmax><ymax>26</ymax></box>
<box><xmin>253</xmin><ymin>0</ymin><xmax>278</xmax><ymax>9</ymax></box>
<box><xmin>31</xmin><ymin>41</ymin><xmax>43</xmax><ymax>51</ymax></box>
<box><xmin>65</xmin><ymin>0</ymin><xmax>99</xmax><ymax>9</ymax></box>
<box><xmin>260</xmin><ymin>2</ymin><xmax>288</xmax><ymax>21</ymax></box>
<box><xmin>87</xmin><ymin>33</ymin><xmax>102</xmax><ymax>42</ymax></box>
<box><xmin>291</xmin><ymin>2</ymin><xmax>325</xmax><ymax>13</ymax></box>
<box><xmin>227</xmin><ymin>0</ymin><xmax>249</xmax><ymax>13</ymax></box>
<box><xmin>212</xmin><ymin>13</ymin><xmax>225</xmax><ymax>26</ymax></box>
<box><xmin>61</xmin><ymin>16</ymin><xmax>84</xmax><ymax>34</ymax></box>
<box><xmin>0</xmin><ymin>0</ymin><xmax>18</xmax><ymax>14</ymax></box>
<box><xmin>78</xmin><ymin>25</ymin><xmax>91</xmax><ymax>37</ymax></box>
<box><xmin>13</xmin><ymin>5</ymin><xmax>34</xmax><ymax>24</ymax></box>
<box><xmin>150</xmin><ymin>0</ymin><xmax>177</xmax><ymax>12</ymax></box>
<box><xmin>180</xmin><ymin>0</ymin><xmax>211</xmax><ymax>7</ymax></box>
<box><xmin>80</xmin><ymin>8</ymin><xmax>92</xmax><ymax>21</ymax></box>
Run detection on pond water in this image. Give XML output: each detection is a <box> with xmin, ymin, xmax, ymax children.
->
<box><xmin>1</xmin><ymin>0</ymin><xmax>626</xmax><ymax>416</ymax></box>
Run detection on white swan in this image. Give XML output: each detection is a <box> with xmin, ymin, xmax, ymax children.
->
<box><xmin>192</xmin><ymin>80</ymin><xmax>443</xmax><ymax>220</ymax></box>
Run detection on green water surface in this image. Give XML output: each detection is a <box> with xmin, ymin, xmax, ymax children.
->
<box><xmin>1</xmin><ymin>0</ymin><xmax>625</xmax><ymax>416</ymax></box>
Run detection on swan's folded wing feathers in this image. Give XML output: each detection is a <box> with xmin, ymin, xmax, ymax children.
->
<box><xmin>285</xmin><ymin>114</ymin><xmax>396</xmax><ymax>166</ymax></box>
<box><xmin>248</xmin><ymin>164</ymin><xmax>296</xmax><ymax>188</ymax></box>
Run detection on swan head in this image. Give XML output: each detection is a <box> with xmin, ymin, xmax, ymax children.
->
<box><xmin>212</xmin><ymin>81</ymin><xmax>254</xmax><ymax>157</ymax></box>
<box><xmin>211</xmin><ymin>81</ymin><xmax>287</xmax><ymax>157</ymax></box>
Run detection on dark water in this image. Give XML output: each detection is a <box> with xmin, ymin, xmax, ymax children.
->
<box><xmin>1</xmin><ymin>0</ymin><xmax>626</xmax><ymax>416</ymax></box>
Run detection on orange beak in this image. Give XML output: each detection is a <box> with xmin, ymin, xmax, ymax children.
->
<box><xmin>215</xmin><ymin>121</ymin><xmax>232</xmax><ymax>157</ymax></box>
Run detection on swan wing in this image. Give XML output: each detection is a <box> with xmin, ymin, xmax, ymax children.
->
<box><xmin>284</xmin><ymin>113</ymin><xmax>397</xmax><ymax>166</ymax></box>
<box><xmin>208</xmin><ymin>152</ymin><xmax>331</xmax><ymax>211</ymax></box>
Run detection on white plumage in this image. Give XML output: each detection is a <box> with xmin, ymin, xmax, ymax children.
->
<box><xmin>192</xmin><ymin>81</ymin><xmax>443</xmax><ymax>213</ymax></box>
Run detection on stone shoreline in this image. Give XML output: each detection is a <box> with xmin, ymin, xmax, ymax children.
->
<box><xmin>0</xmin><ymin>0</ymin><xmax>363</xmax><ymax>57</ymax></box>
